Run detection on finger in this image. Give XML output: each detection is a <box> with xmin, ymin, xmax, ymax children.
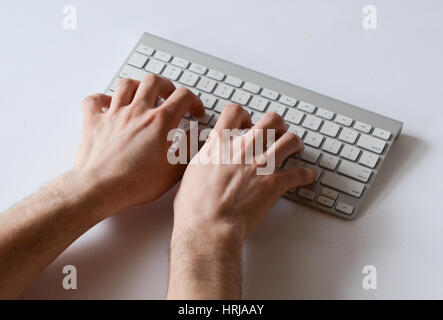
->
<box><xmin>156</xmin><ymin>87</ymin><xmax>205</xmax><ymax>125</ymax></box>
<box><xmin>249</xmin><ymin>112</ymin><xmax>287</xmax><ymax>147</ymax></box>
<box><xmin>110</xmin><ymin>78</ymin><xmax>140</xmax><ymax>109</ymax></box>
<box><xmin>214</xmin><ymin>104</ymin><xmax>251</xmax><ymax>130</ymax></box>
<box><xmin>131</xmin><ymin>74</ymin><xmax>176</xmax><ymax>109</ymax></box>
<box><xmin>274</xmin><ymin>166</ymin><xmax>317</xmax><ymax>192</ymax></box>
<box><xmin>81</xmin><ymin>93</ymin><xmax>112</xmax><ymax>116</ymax></box>
<box><xmin>265</xmin><ymin>132</ymin><xmax>304</xmax><ymax>167</ymax></box>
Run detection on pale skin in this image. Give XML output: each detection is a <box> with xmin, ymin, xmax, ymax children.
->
<box><xmin>0</xmin><ymin>75</ymin><xmax>316</xmax><ymax>299</ymax></box>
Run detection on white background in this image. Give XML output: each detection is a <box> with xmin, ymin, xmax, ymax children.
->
<box><xmin>0</xmin><ymin>0</ymin><xmax>442</xmax><ymax>299</ymax></box>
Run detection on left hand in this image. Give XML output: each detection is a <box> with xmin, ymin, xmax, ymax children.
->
<box><xmin>74</xmin><ymin>74</ymin><xmax>204</xmax><ymax>214</ymax></box>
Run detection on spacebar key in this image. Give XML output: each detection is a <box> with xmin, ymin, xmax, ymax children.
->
<box><xmin>321</xmin><ymin>171</ymin><xmax>365</xmax><ymax>198</ymax></box>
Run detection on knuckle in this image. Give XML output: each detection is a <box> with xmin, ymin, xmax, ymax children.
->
<box><xmin>173</xmin><ymin>87</ymin><xmax>195</xmax><ymax>102</ymax></box>
<box><xmin>286</xmin><ymin>131</ymin><xmax>302</xmax><ymax>146</ymax></box>
<box><xmin>212</xmin><ymin>126</ymin><xmax>225</xmax><ymax>139</ymax></box>
<box><xmin>81</xmin><ymin>96</ymin><xmax>94</xmax><ymax>106</ymax></box>
<box><xmin>142</xmin><ymin>73</ymin><xmax>161</xmax><ymax>85</ymax></box>
<box><xmin>298</xmin><ymin>167</ymin><xmax>311</xmax><ymax>181</ymax></box>
<box><xmin>284</xmin><ymin>134</ymin><xmax>303</xmax><ymax>155</ymax></box>
<box><xmin>81</xmin><ymin>94</ymin><xmax>100</xmax><ymax>108</ymax></box>
<box><xmin>152</xmin><ymin>107</ymin><xmax>171</xmax><ymax>123</ymax></box>
<box><xmin>118</xmin><ymin>77</ymin><xmax>135</xmax><ymax>87</ymax></box>
<box><xmin>224</xmin><ymin>103</ymin><xmax>244</xmax><ymax>114</ymax></box>
<box><xmin>175</xmin><ymin>86</ymin><xmax>193</xmax><ymax>97</ymax></box>
<box><xmin>264</xmin><ymin>111</ymin><xmax>284</xmax><ymax>124</ymax></box>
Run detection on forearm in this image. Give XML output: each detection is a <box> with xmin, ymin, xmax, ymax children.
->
<box><xmin>167</xmin><ymin>226</ymin><xmax>243</xmax><ymax>299</ymax></box>
<box><xmin>0</xmin><ymin>171</ymin><xmax>114</xmax><ymax>299</ymax></box>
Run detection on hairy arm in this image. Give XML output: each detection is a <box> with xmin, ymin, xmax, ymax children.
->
<box><xmin>0</xmin><ymin>74</ymin><xmax>204</xmax><ymax>299</ymax></box>
<box><xmin>168</xmin><ymin>226</ymin><xmax>243</xmax><ymax>299</ymax></box>
<box><xmin>0</xmin><ymin>172</ymin><xmax>114</xmax><ymax>299</ymax></box>
<box><xmin>167</xmin><ymin>106</ymin><xmax>317</xmax><ymax>299</ymax></box>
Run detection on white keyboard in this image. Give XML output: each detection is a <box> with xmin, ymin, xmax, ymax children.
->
<box><xmin>106</xmin><ymin>33</ymin><xmax>403</xmax><ymax>220</ymax></box>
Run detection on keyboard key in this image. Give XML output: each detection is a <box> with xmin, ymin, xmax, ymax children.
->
<box><xmin>136</xmin><ymin>44</ymin><xmax>154</xmax><ymax>56</ymax></box>
<box><xmin>319</xmin><ymin>154</ymin><xmax>339</xmax><ymax>170</ymax></box>
<box><xmin>267</xmin><ymin>102</ymin><xmax>287</xmax><ymax>116</ymax></box>
<box><xmin>128</xmin><ymin>53</ymin><xmax>148</xmax><ymax>68</ymax></box>
<box><xmin>336</xmin><ymin>202</ymin><xmax>354</xmax><ymax>215</ymax></box>
<box><xmin>189</xmin><ymin>63</ymin><xmax>207</xmax><ymax>74</ymax></box>
<box><xmin>337</xmin><ymin>160</ymin><xmax>372</xmax><ymax>183</ymax></box>
<box><xmin>243</xmin><ymin>82</ymin><xmax>260</xmax><ymax>94</ymax></box>
<box><xmin>214</xmin><ymin>84</ymin><xmax>234</xmax><ymax>99</ymax></box>
<box><xmin>214</xmin><ymin>99</ymin><xmax>229</xmax><ymax>113</ymax></box>
<box><xmin>300</xmin><ymin>146</ymin><xmax>321</xmax><ymax>163</ymax></box>
<box><xmin>120</xmin><ymin>65</ymin><xmax>147</xmax><ymax>80</ymax></box>
<box><xmin>297</xmin><ymin>188</ymin><xmax>316</xmax><ymax>200</ymax></box>
<box><xmin>110</xmin><ymin>77</ymin><xmax>120</xmax><ymax>91</ymax></box>
<box><xmin>231</xmin><ymin>89</ymin><xmax>251</xmax><ymax>105</ymax></box>
<box><xmin>373</xmin><ymin>127</ymin><xmax>391</xmax><ymax>140</ymax></box>
<box><xmin>284</xmin><ymin>109</ymin><xmax>304</xmax><ymax>125</ymax></box>
<box><xmin>200</xmin><ymin>94</ymin><xmax>217</xmax><ymax>109</ymax></box>
<box><xmin>338</xmin><ymin>128</ymin><xmax>359</xmax><ymax>144</ymax></box>
<box><xmin>288</xmin><ymin>125</ymin><xmax>306</xmax><ymax>138</ymax></box>
<box><xmin>316</xmin><ymin>196</ymin><xmax>334</xmax><ymax>208</ymax></box>
<box><xmin>304</xmin><ymin>132</ymin><xmax>323</xmax><ymax>148</ymax></box>
<box><xmin>179</xmin><ymin>71</ymin><xmax>200</xmax><ymax>86</ymax></box>
<box><xmin>354</xmin><ymin>121</ymin><xmax>372</xmax><ymax>133</ymax></box>
<box><xmin>251</xmin><ymin>112</ymin><xmax>264</xmax><ymax>124</ymax></box>
<box><xmin>320</xmin><ymin>187</ymin><xmax>339</xmax><ymax>200</ymax></box>
<box><xmin>321</xmin><ymin>171</ymin><xmax>364</xmax><ymax>197</ymax></box>
<box><xmin>320</xmin><ymin>121</ymin><xmax>340</xmax><ymax>137</ymax></box>
<box><xmin>188</xmin><ymin>87</ymin><xmax>200</xmax><ymax>96</ymax></box>
<box><xmin>209</xmin><ymin>113</ymin><xmax>220</xmax><ymax>127</ymax></box>
<box><xmin>340</xmin><ymin>145</ymin><xmax>361</xmax><ymax>161</ymax></box>
<box><xmin>225</xmin><ymin>75</ymin><xmax>243</xmax><ymax>87</ymax></box>
<box><xmin>357</xmin><ymin>134</ymin><xmax>386</xmax><ymax>154</ymax></box>
<box><xmin>249</xmin><ymin>96</ymin><xmax>269</xmax><ymax>112</ymax></box>
<box><xmin>145</xmin><ymin>59</ymin><xmax>165</xmax><ymax>74</ymax></box>
<box><xmin>279</xmin><ymin>95</ymin><xmax>297</xmax><ymax>107</ymax></box>
<box><xmin>162</xmin><ymin>65</ymin><xmax>182</xmax><ymax>81</ymax></box>
<box><xmin>196</xmin><ymin>77</ymin><xmax>217</xmax><ymax>93</ymax></box>
<box><xmin>153</xmin><ymin>50</ymin><xmax>171</xmax><ymax>62</ymax></box>
<box><xmin>302</xmin><ymin>115</ymin><xmax>322</xmax><ymax>131</ymax></box>
<box><xmin>316</xmin><ymin>108</ymin><xmax>334</xmax><ymax>120</ymax></box>
<box><xmin>335</xmin><ymin>114</ymin><xmax>353</xmax><ymax>126</ymax></box>
<box><xmin>322</xmin><ymin>138</ymin><xmax>342</xmax><ymax>155</ymax></box>
<box><xmin>359</xmin><ymin>151</ymin><xmax>379</xmax><ymax>168</ymax></box>
<box><xmin>261</xmin><ymin>88</ymin><xmax>279</xmax><ymax>100</ymax></box>
<box><xmin>207</xmin><ymin>69</ymin><xmax>225</xmax><ymax>81</ymax></box>
<box><xmin>171</xmin><ymin>57</ymin><xmax>190</xmax><ymax>69</ymax></box>
<box><xmin>298</xmin><ymin>101</ymin><xmax>316</xmax><ymax>113</ymax></box>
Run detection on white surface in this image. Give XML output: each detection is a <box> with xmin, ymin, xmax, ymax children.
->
<box><xmin>1</xmin><ymin>0</ymin><xmax>442</xmax><ymax>299</ymax></box>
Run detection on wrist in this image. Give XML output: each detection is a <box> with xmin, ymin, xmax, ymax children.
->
<box><xmin>171</xmin><ymin>214</ymin><xmax>243</xmax><ymax>251</ymax></box>
<box><xmin>60</xmin><ymin>170</ymin><xmax>122</xmax><ymax>221</ymax></box>
<box><xmin>168</xmin><ymin>222</ymin><xmax>243</xmax><ymax>299</ymax></box>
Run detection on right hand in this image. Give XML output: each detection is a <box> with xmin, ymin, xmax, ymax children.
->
<box><xmin>172</xmin><ymin>104</ymin><xmax>317</xmax><ymax>245</ymax></box>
